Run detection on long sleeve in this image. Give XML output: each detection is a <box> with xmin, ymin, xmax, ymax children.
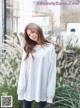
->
<box><xmin>17</xmin><ymin>50</ymin><xmax>27</xmax><ymax>100</ymax></box>
<box><xmin>47</xmin><ymin>46</ymin><xmax>57</xmax><ymax>103</ymax></box>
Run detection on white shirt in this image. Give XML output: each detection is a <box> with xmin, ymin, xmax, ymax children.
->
<box><xmin>17</xmin><ymin>43</ymin><xmax>56</xmax><ymax>103</ymax></box>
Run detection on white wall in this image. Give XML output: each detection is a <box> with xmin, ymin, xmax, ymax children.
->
<box><xmin>48</xmin><ymin>0</ymin><xmax>60</xmax><ymax>26</ymax></box>
<box><xmin>18</xmin><ymin>0</ymin><xmax>32</xmax><ymax>33</ymax></box>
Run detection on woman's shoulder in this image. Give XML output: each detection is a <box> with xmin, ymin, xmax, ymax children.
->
<box><xmin>45</xmin><ymin>42</ymin><xmax>55</xmax><ymax>49</ymax></box>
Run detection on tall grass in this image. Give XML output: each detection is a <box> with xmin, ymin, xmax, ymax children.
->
<box><xmin>0</xmin><ymin>34</ymin><xmax>80</xmax><ymax>108</ymax></box>
<box><xmin>0</xmin><ymin>34</ymin><xmax>23</xmax><ymax>108</ymax></box>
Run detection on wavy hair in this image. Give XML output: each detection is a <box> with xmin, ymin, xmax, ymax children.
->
<box><xmin>24</xmin><ymin>23</ymin><xmax>49</xmax><ymax>59</ymax></box>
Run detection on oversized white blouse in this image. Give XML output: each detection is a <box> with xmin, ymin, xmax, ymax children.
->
<box><xmin>17</xmin><ymin>43</ymin><xmax>56</xmax><ymax>103</ymax></box>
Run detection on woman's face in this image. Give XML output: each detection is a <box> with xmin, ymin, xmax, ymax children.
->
<box><xmin>27</xmin><ymin>29</ymin><xmax>39</xmax><ymax>42</ymax></box>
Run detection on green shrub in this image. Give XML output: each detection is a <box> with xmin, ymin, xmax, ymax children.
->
<box><xmin>0</xmin><ymin>83</ymin><xmax>23</xmax><ymax>108</ymax></box>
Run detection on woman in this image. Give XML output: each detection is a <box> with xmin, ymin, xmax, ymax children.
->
<box><xmin>17</xmin><ymin>23</ymin><xmax>56</xmax><ymax>108</ymax></box>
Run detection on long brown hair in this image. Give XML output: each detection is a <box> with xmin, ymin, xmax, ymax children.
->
<box><xmin>24</xmin><ymin>23</ymin><xmax>49</xmax><ymax>59</ymax></box>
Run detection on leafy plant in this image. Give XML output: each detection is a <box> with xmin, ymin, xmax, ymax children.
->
<box><xmin>54</xmin><ymin>76</ymin><xmax>80</xmax><ymax>108</ymax></box>
<box><xmin>0</xmin><ymin>34</ymin><xmax>23</xmax><ymax>108</ymax></box>
<box><xmin>0</xmin><ymin>34</ymin><xmax>80</xmax><ymax>108</ymax></box>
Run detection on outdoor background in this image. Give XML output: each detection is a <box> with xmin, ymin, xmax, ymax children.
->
<box><xmin>0</xmin><ymin>0</ymin><xmax>80</xmax><ymax>108</ymax></box>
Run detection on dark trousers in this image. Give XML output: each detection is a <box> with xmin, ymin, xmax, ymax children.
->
<box><xmin>23</xmin><ymin>100</ymin><xmax>46</xmax><ymax>108</ymax></box>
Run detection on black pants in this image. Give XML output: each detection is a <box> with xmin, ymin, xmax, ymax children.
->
<box><xmin>23</xmin><ymin>100</ymin><xmax>46</xmax><ymax>108</ymax></box>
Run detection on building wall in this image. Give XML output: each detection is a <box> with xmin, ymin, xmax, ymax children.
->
<box><xmin>60</xmin><ymin>0</ymin><xmax>80</xmax><ymax>31</ymax></box>
<box><xmin>32</xmin><ymin>0</ymin><xmax>54</xmax><ymax>35</ymax></box>
<box><xmin>6</xmin><ymin>0</ymin><xmax>20</xmax><ymax>35</ymax></box>
<box><xmin>0</xmin><ymin>0</ymin><xmax>3</xmax><ymax>63</ymax></box>
<box><xmin>0</xmin><ymin>0</ymin><xmax>2</xmax><ymax>39</ymax></box>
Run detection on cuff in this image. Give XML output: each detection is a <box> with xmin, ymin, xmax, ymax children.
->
<box><xmin>18</xmin><ymin>95</ymin><xmax>24</xmax><ymax>100</ymax></box>
<box><xmin>17</xmin><ymin>90</ymin><xmax>24</xmax><ymax>100</ymax></box>
<box><xmin>47</xmin><ymin>98</ymin><xmax>53</xmax><ymax>103</ymax></box>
